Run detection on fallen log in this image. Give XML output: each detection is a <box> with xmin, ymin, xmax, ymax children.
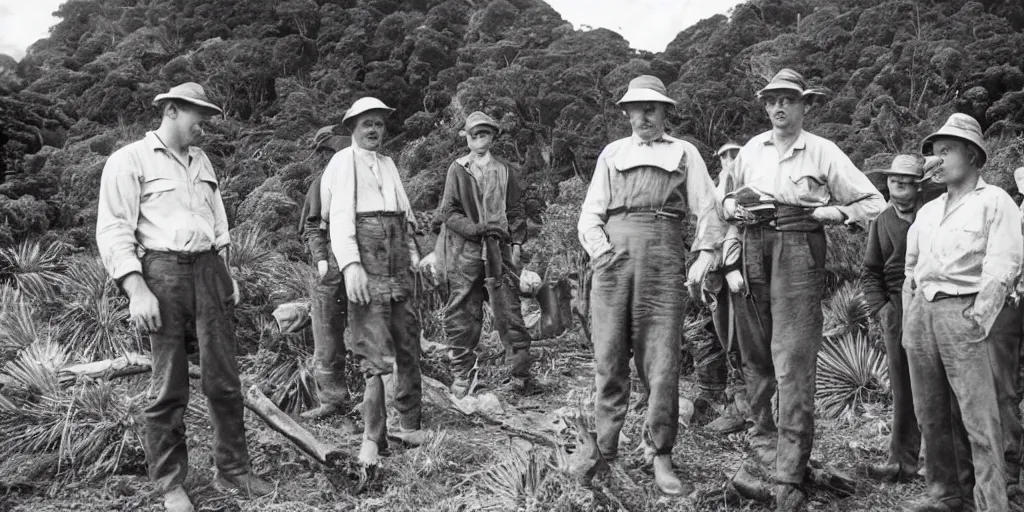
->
<box><xmin>57</xmin><ymin>353</ymin><xmax>152</xmax><ymax>384</ymax></box>
<box><xmin>243</xmin><ymin>385</ymin><xmax>344</xmax><ymax>467</ymax></box>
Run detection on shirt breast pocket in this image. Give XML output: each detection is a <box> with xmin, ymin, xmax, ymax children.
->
<box><xmin>141</xmin><ymin>177</ymin><xmax>181</xmax><ymax>203</ymax></box>
<box><xmin>951</xmin><ymin>215</ymin><xmax>986</xmax><ymax>257</ymax></box>
<box><xmin>788</xmin><ymin>168</ymin><xmax>828</xmax><ymax>204</ymax></box>
<box><xmin>197</xmin><ymin>171</ymin><xmax>220</xmax><ymax>212</ymax></box>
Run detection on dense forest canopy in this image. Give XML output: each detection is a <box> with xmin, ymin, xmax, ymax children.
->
<box><xmin>1</xmin><ymin>0</ymin><xmax>1024</xmax><ymax>251</ymax></box>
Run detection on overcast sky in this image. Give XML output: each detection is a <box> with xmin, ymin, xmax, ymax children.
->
<box><xmin>0</xmin><ymin>0</ymin><xmax>743</xmax><ymax>60</ymax></box>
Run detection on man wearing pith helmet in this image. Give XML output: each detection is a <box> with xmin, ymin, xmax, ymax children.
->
<box><xmin>95</xmin><ymin>82</ymin><xmax>274</xmax><ymax>512</ymax></box>
<box><xmin>577</xmin><ymin>75</ymin><xmax>728</xmax><ymax>495</ymax></box>
<box><xmin>722</xmin><ymin>68</ymin><xmax>885</xmax><ymax>510</ymax></box>
<box><xmin>320</xmin><ymin>97</ymin><xmax>426</xmax><ymax>467</ymax></box>
<box><xmin>902</xmin><ymin>113</ymin><xmax>1023</xmax><ymax>512</ymax></box>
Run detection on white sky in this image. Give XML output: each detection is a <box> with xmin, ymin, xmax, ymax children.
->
<box><xmin>0</xmin><ymin>0</ymin><xmax>743</xmax><ymax>60</ymax></box>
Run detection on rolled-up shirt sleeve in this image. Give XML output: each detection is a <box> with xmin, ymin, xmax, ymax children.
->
<box><xmin>577</xmin><ymin>151</ymin><xmax>614</xmax><ymax>259</ymax></box>
<box><xmin>323</xmin><ymin>153</ymin><xmax>361</xmax><ymax>271</ymax></box>
<box><xmin>825</xmin><ymin>147</ymin><xmax>885</xmax><ymax>224</ymax></box>
<box><xmin>685</xmin><ymin>148</ymin><xmax>728</xmax><ymax>253</ymax></box>
<box><xmin>95</xmin><ymin>151</ymin><xmax>143</xmax><ymax>281</ymax></box>
<box><xmin>973</xmin><ymin>194</ymin><xmax>1024</xmax><ymax>337</ymax></box>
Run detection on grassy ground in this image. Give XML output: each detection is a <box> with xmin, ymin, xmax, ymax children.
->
<box><xmin>1</xmin><ymin>326</ymin><xmax>930</xmax><ymax>512</ymax></box>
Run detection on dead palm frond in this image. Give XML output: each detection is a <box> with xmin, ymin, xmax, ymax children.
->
<box><xmin>816</xmin><ymin>331</ymin><xmax>889</xmax><ymax>420</ymax></box>
<box><xmin>477</xmin><ymin>446</ymin><xmax>550</xmax><ymax>511</ymax></box>
<box><xmin>1</xmin><ymin>338</ymin><xmax>70</xmax><ymax>397</ymax></box>
<box><xmin>0</xmin><ymin>379</ymin><xmax>146</xmax><ymax>484</ymax></box>
<box><xmin>823</xmin><ymin>281</ymin><xmax>871</xmax><ymax>338</ymax></box>
<box><xmin>0</xmin><ymin>286</ymin><xmax>48</xmax><ymax>363</ymax></box>
<box><xmin>0</xmin><ymin>239</ymin><xmax>71</xmax><ymax>302</ymax></box>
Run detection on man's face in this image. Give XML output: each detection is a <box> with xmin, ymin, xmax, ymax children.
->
<box><xmin>352</xmin><ymin>111</ymin><xmax>387</xmax><ymax>151</ymax></box>
<box><xmin>465</xmin><ymin>127</ymin><xmax>494</xmax><ymax>155</ymax></box>
<box><xmin>886</xmin><ymin>175</ymin><xmax>919</xmax><ymax>204</ymax></box>
<box><xmin>719</xmin><ymin>149</ymin><xmax>738</xmax><ymax>174</ymax></box>
<box><xmin>762</xmin><ymin>91</ymin><xmax>807</xmax><ymax>131</ymax></box>
<box><xmin>928</xmin><ymin>138</ymin><xmax>976</xmax><ymax>185</ymax></box>
<box><xmin>623</xmin><ymin>102</ymin><xmax>667</xmax><ymax>142</ymax></box>
<box><xmin>174</xmin><ymin>104</ymin><xmax>214</xmax><ymax>146</ymax></box>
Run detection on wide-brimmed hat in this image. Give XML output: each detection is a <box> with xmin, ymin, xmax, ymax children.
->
<box><xmin>756</xmin><ymin>69</ymin><xmax>827</xmax><ymax>103</ymax></box>
<box><xmin>463</xmin><ymin>111</ymin><xmax>501</xmax><ymax>134</ymax></box>
<box><xmin>341</xmin><ymin>97</ymin><xmax>394</xmax><ymax>128</ymax></box>
<box><xmin>921</xmin><ymin>113</ymin><xmax>987</xmax><ymax>168</ymax></box>
<box><xmin>716</xmin><ymin>142</ymin><xmax>742</xmax><ymax>157</ymax></box>
<box><xmin>616</xmin><ymin>75</ymin><xmax>677</xmax><ymax>106</ymax></box>
<box><xmin>867</xmin><ymin>155</ymin><xmax>943</xmax><ymax>181</ymax></box>
<box><xmin>153</xmin><ymin>82</ymin><xmax>223</xmax><ymax>115</ymax></box>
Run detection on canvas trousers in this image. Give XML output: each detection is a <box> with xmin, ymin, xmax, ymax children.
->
<box><xmin>879</xmin><ymin>295</ymin><xmax>921</xmax><ymax>469</ymax></box>
<box><xmin>310</xmin><ymin>254</ymin><xmax>349</xmax><ymax>406</ymax></box>
<box><xmin>903</xmin><ymin>293</ymin><xmax>1018</xmax><ymax>511</ymax></box>
<box><xmin>141</xmin><ymin>250</ymin><xmax>250</xmax><ymax>492</ymax></box>
<box><xmin>443</xmin><ymin>238</ymin><xmax>531</xmax><ymax>378</ymax></box>
<box><xmin>732</xmin><ymin>226</ymin><xmax>826</xmax><ymax>484</ymax></box>
<box><xmin>591</xmin><ymin>213</ymin><xmax>687</xmax><ymax>458</ymax></box>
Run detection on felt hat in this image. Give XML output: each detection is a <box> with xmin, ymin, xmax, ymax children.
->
<box><xmin>152</xmin><ymin>82</ymin><xmax>223</xmax><ymax>115</ymax></box>
<box><xmin>756</xmin><ymin>68</ymin><xmax>827</xmax><ymax>102</ymax></box>
<box><xmin>463</xmin><ymin>111</ymin><xmax>501</xmax><ymax>134</ymax></box>
<box><xmin>616</xmin><ymin>75</ymin><xmax>677</xmax><ymax>106</ymax></box>
<box><xmin>311</xmin><ymin>125</ymin><xmax>351</xmax><ymax>153</ymax></box>
<box><xmin>341</xmin><ymin>97</ymin><xmax>394</xmax><ymax>128</ymax></box>
<box><xmin>921</xmin><ymin>113</ymin><xmax>987</xmax><ymax>168</ymax></box>
<box><xmin>716</xmin><ymin>142</ymin><xmax>742</xmax><ymax>157</ymax></box>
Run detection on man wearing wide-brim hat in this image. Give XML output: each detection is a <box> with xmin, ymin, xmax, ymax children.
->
<box><xmin>721</xmin><ymin>68</ymin><xmax>886</xmax><ymax>510</ymax></box>
<box><xmin>860</xmin><ymin>154</ymin><xmax>940</xmax><ymax>485</ymax></box>
<box><xmin>901</xmin><ymin>113</ymin><xmax>1023</xmax><ymax>512</ymax></box>
<box><xmin>320</xmin><ymin>96</ymin><xmax>427</xmax><ymax>466</ymax></box>
<box><xmin>296</xmin><ymin>124</ymin><xmax>353</xmax><ymax>420</ymax></box>
<box><xmin>95</xmin><ymin>82</ymin><xmax>273</xmax><ymax>512</ymax></box>
<box><xmin>577</xmin><ymin>75</ymin><xmax>729</xmax><ymax>495</ymax></box>
<box><xmin>431</xmin><ymin>110</ymin><xmax>534</xmax><ymax>397</ymax></box>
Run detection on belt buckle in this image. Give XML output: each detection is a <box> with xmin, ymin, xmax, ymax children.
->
<box><xmin>176</xmin><ymin>252</ymin><xmax>193</xmax><ymax>264</ymax></box>
<box><xmin>654</xmin><ymin>209</ymin><xmax>679</xmax><ymax>219</ymax></box>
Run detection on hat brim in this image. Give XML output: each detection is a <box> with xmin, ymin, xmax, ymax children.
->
<box><xmin>342</xmin><ymin>107</ymin><xmax>395</xmax><ymax>127</ymax></box>
<box><xmin>465</xmin><ymin>120</ymin><xmax>501</xmax><ymax>134</ymax></box>
<box><xmin>715</xmin><ymin>144</ymin><xmax>742</xmax><ymax>156</ymax></box>
<box><xmin>756</xmin><ymin>84</ymin><xmax>828</xmax><ymax>101</ymax></box>
<box><xmin>616</xmin><ymin>89</ymin><xmax>677</xmax><ymax>106</ymax></box>
<box><xmin>921</xmin><ymin>131</ymin><xmax>988</xmax><ymax>167</ymax></box>
<box><xmin>866</xmin><ymin>169</ymin><xmax>922</xmax><ymax>178</ymax></box>
<box><xmin>152</xmin><ymin>93</ymin><xmax>224</xmax><ymax>115</ymax></box>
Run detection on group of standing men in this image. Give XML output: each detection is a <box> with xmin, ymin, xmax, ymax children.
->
<box><xmin>95</xmin><ymin>66</ymin><xmax>1024</xmax><ymax>512</ymax></box>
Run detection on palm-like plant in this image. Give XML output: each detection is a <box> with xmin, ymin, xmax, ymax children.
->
<box><xmin>54</xmin><ymin>256</ymin><xmax>138</xmax><ymax>361</ymax></box>
<box><xmin>477</xmin><ymin>447</ymin><xmax>550</xmax><ymax>511</ymax></box>
<box><xmin>816</xmin><ymin>331</ymin><xmax>890</xmax><ymax>420</ymax></box>
<box><xmin>1</xmin><ymin>338</ymin><xmax>70</xmax><ymax>397</ymax></box>
<box><xmin>0</xmin><ymin>239</ymin><xmax>71</xmax><ymax>303</ymax></box>
<box><xmin>261</xmin><ymin>350</ymin><xmax>318</xmax><ymax>415</ymax></box>
<box><xmin>0</xmin><ymin>286</ymin><xmax>49</xmax><ymax>364</ymax></box>
<box><xmin>823</xmin><ymin>281</ymin><xmax>871</xmax><ymax>338</ymax></box>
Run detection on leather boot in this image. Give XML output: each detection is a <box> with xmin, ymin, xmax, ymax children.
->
<box><xmin>162</xmin><ymin>486</ymin><xmax>194</xmax><ymax>512</ymax></box>
<box><xmin>775</xmin><ymin>483</ymin><xmax>806</xmax><ymax>511</ymax></box>
<box><xmin>653</xmin><ymin>454</ymin><xmax>684</xmax><ymax>495</ymax></box>
<box><xmin>213</xmin><ymin>472</ymin><xmax>275</xmax><ymax>497</ymax></box>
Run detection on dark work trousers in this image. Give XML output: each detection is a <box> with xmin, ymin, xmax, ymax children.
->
<box><xmin>879</xmin><ymin>295</ymin><xmax>921</xmax><ymax>469</ymax></box>
<box><xmin>732</xmin><ymin>226</ymin><xmax>826</xmax><ymax>484</ymax></box>
<box><xmin>995</xmin><ymin>303</ymin><xmax>1023</xmax><ymax>487</ymax></box>
<box><xmin>443</xmin><ymin>238</ymin><xmax>531</xmax><ymax>378</ymax></box>
<box><xmin>310</xmin><ymin>254</ymin><xmax>349</xmax><ymax>405</ymax></box>
<box><xmin>141</xmin><ymin>250</ymin><xmax>250</xmax><ymax>492</ymax></box>
<box><xmin>591</xmin><ymin>213</ymin><xmax>687</xmax><ymax>459</ymax></box>
<box><xmin>347</xmin><ymin>214</ymin><xmax>423</xmax><ymax>443</ymax></box>
<box><xmin>903</xmin><ymin>294</ymin><xmax>1016</xmax><ymax>511</ymax></box>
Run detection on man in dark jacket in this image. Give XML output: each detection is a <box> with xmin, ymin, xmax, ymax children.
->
<box><xmin>861</xmin><ymin>154</ymin><xmax>935</xmax><ymax>482</ymax></box>
<box><xmin>434</xmin><ymin>111</ymin><xmax>532</xmax><ymax>398</ymax></box>
<box><xmin>298</xmin><ymin>126</ymin><xmax>352</xmax><ymax>419</ymax></box>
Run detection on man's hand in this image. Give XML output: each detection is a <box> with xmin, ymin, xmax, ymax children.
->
<box><xmin>687</xmin><ymin>250</ymin><xmax>715</xmax><ymax>288</ymax></box>
<box><xmin>123</xmin><ymin>273</ymin><xmax>161</xmax><ymax>333</ymax></box>
<box><xmin>317</xmin><ymin>260</ymin><xmax>329</xmax><ymax>278</ymax></box>
<box><xmin>344</xmin><ymin>263</ymin><xmax>371</xmax><ymax>305</ymax></box>
<box><xmin>811</xmin><ymin>206</ymin><xmax>847</xmax><ymax>225</ymax></box>
<box><xmin>723</xmin><ymin>197</ymin><xmax>738</xmax><ymax>220</ymax></box>
<box><xmin>724</xmin><ymin>269</ymin><xmax>746</xmax><ymax>294</ymax></box>
<box><xmin>511</xmin><ymin>244</ymin><xmax>522</xmax><ymax>268</ymax></box>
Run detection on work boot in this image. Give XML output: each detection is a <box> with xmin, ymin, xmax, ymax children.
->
<box><xmin>388</xmin><ymin>427</ymin><xmax>428</xmax><ymax>447</ymax></box>
<box><xmin>359</xmin><ymin>439</ymin><xmax>381</xmax><ymax>466</ymax></box>
<box><xmin>162</xmin><ymin>486</ymin><xmax>194</xmax><ymax>512</ymax></box>
<box><xmin>867</xmin><ymin>461</ymin><xmax>919</xmax><ymax>483</ymax></box>
<box><xmin>706</xmin><ymin>402</ymin><xmax>749</xmax><ymax>434</ymax></box>
<box><xmin>749</xmin><ymin>432</ymin><xmax>777</xmax><ymax>466</ymax></box>
<box><xmin>902</xmin><ymin>495</ymin><xmax>964</xmax><ymax>512</ymax></box>
<box><xmin>653</xmin><ymin>454</ymin><xmax>685</xmax><ymax>495</ymax></box>
<box><xmin>300</xmin><ymin>401</ymin><xmax>344</xmax><ymax>420</ymax></box>
<box><xmin>213</xmin><ymin>472</ymin><xmax>275</xmax><ymax>497</ymax></box>
<box><xmin>775</xmin><ymin>483</ymin><xmax>806</xmax><ymax>511</ymax></box>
